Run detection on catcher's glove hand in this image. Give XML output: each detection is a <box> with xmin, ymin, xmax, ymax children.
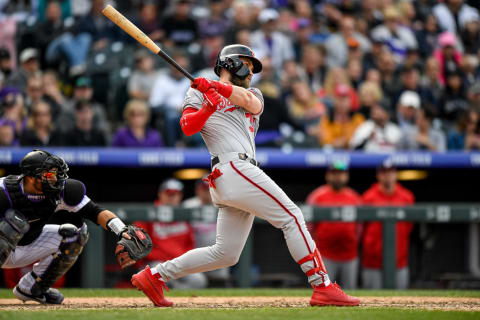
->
<box><xmin>115</xmin><ymin>225</ymin><xmax>152</xmax><ymax>269</ymax></box>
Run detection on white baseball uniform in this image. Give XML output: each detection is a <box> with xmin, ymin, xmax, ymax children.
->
<box><xmin>154</xmin><ymin>87</ymin><xmax>330</xmax><ymax>287</ymax></box>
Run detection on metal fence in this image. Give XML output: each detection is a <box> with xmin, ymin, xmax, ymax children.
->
<box><xmin>81</xmin><ymin>204</ymin><xmax>480</xmax><ymax>289</ymax></box>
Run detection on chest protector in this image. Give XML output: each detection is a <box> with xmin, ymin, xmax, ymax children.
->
<box><xmin>4</xmin><ymin>175</ymin><xmax>57</xmax><ymax>219</ymax></box>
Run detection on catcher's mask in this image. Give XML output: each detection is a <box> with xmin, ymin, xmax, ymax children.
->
<box><xmin>214</xmin><ymin>44</ymin><xmax>262</xmax><ymax>80</ymax></box>
<box><xmin>20</xmin><ymin>149</ymin><xmax>69</xmax><ymax>199</ymax></box>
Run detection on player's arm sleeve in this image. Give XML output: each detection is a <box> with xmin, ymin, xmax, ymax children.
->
<box><xmin>77</xmin><ymin>200</ymin><xmax>105</xmax><ymax>225</ymax></box>
<box><xmin>180</xmin><ymin>88</ymin><xmax>215</xmax><ymax>136</ymax></box>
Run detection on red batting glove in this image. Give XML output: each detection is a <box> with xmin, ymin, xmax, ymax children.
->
<box><xmin>191</xmin><ymin>77</ymin><xmax>211</xmax><ymax>93</ymax></box>
<box><xmin>203</xmin><ymin>88</ymin><xmax>222</xmax><ymax>111</ymax></box>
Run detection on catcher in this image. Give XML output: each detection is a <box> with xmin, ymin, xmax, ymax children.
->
<box><xmin>0</xmin><ymin>149</ymin><xmax>152</xmax><ymax>304</ymax></box>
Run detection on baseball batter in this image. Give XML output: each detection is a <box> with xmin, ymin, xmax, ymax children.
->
<box><xmin>132</xmin><ymin>44</ymin><xmax>360</xmax><ymax>307</ymax></box>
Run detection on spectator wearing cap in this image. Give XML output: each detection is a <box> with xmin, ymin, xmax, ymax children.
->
<box><xmin>0</xmin><ymin>48</ymin><xmax>13</xmax><ymax>78</ymax></box>
<box><xmin>62</xmin><ymin>100</ymin><xmax>107</xmax><ymax>146</ymax></box>
<box><xmin>371</xmin><ymin>6</ymin><xmax>417</xmax><ymax>64</ymax></box>
<box><xmin>135</xmin><ymin>178</ymin><xmax>208</xmax><ymax>289</ymax></box>
<box><xmin>447</xmin><ymin>108</ymin><xmax>480</xmax><ymax>150</ymax></box>
<box><xmin>314</xmin><ymin>84</ymin><xmax>364</xmax><ymax>149</ymax></box>
<box><xmin>159</xmin><ymin>0</ymin><xmax>199</xmax><ymax>48</ymax></box>
<box><xmin>250</xmin><ymin>8</ymin><xmax>295</xmax><ymax>70</ymax></box>
<box><xmin>433</xmin><ymin>32</ymin><xmax>463</xmax><ymax>86</ymax></box>
<box><xmin>149</xmin><ymin>52</ymin><xmax>191</xmax><ymax>147</ymax></box>
<box><xmin>58</xmin><ymin>76</ymin><xmax>108</xmax><ymax>133</ymax></box>
<box><xmin>183</xmin><ymin>176</ymin><xmax>231</xmax><ymax>284</ymax></box>
<box><xmin>6</xmin><ymin>48</ymin><xmax>41</xmax><ymax>92</ymax></box>
<box><xmin>128</xmin><ymin>50</ymin><xmax>161</xmax><ymax>101</ymax></box>
<box><xmin>396</xmin><ymin>91</ymin><xmax>421</xmax><ymax>132</ymax></box>
<box><xmin>361</xmin><ymin>161</ymin><xmax>415</xmax><ymax>289</ymax></box>
<box><xmin>19</xmin><ymin>100</ymin><xmax>62</xmax><ymax>146</ymax></box>
<box><xmin>439</xmin><ymin>67</ymin><xmax>469</xmax><ymax>124</ymax></box>
<box><xmin>399</xmin><ymin>106</ymin><xmax>446</xmax><ymax>152</ymax></box>
<box><xmin>349</xmin><ymin>101</ymin><xmax>402</xmax><ymax>153</ymax></box>
<box><xmin>112</xmin><ymin>99</ymin><xmax>163</xmax><ymax>148</ymax></box>
<box><xmin>306</xmin><ymin>161</ymin><xmax>362</xmax><ymax>289</ymax></box>
<box><xmin>324</xmin><ymin>15</ymin><xmax>371</xmax><ymax>67</ymax></box>
<box><xmin>433</xmin><ymin>0</ymin><xmax>479</xmax><ymax>36</ymax></box>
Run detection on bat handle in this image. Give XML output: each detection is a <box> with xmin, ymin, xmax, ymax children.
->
<box><xmin>156</xmin><ymin>50</ymin><xmax>195</xmax><ymax>81</ymax></box>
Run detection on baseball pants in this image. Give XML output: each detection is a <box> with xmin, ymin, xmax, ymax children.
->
<box><xmin>361</xmin><ymin>267</ymin><xmax>409</xmax><ymax>289</ymax></box>
<box><xmin>323</xmin><ymin>257</ymin><xmax>359</xmax><ymax>289</ymax></box>
<box><xmin>155</xmin><ymin>155</ymin><xmax>327</xmax><ymax>286</ymax></box>
<box><xmin>2</xmin><ymin>224</ymin><xmax>77</xmax><ymax>294</ymax></box>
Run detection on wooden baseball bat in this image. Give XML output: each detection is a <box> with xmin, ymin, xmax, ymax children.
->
<box><xmin>102</xmin><ymin>5</ymin><xmax>194</xmax><ymax>81</ymax></box>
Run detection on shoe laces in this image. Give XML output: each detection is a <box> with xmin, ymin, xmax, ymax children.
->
<box><xmin>332</xmin><ymin>282</ymin><xmax>349</xmax><ymax>297</ymax></box>
<box><xmin>151</xmin><ymin>272</ymin><xmax>169</xmax><ymax>292</ymax></box>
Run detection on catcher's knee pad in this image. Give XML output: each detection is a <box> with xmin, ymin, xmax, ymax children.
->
<box><xmin>0</xmin><ymin>210</ymin><xmax>29</xmax><ymax>266</ymax></box>
<box><xmin>31</xmin><ymin>223</ymin><xmax>88</xmax><ymax>295</ymax></box>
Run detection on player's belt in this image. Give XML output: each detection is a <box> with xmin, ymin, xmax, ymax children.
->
<box><xmin>211</xmin><ymin>153</ymin><xmax>259</xmax><ymax>168</ymax></box>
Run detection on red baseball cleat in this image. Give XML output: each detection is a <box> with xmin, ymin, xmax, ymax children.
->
<box><xmin>131</xmin><ymin>265</ymin><xmax>173</xmax><ymax>307</ymax></box>
<box><xmin>310</xmin><ymin>282</ymin><xmax>360</xmax><ymax>307</ymax></box>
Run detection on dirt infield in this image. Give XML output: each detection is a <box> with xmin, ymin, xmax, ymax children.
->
<box><xmin>1</xmin><ymin>296</ymin><xmax>480</xmax><ymax>311</ymax></box>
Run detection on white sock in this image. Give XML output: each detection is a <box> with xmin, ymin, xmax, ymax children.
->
<box><xmin>150</xmin><ymin>265</ymin><xmax>159</xmax><ymax>275</ymax></box>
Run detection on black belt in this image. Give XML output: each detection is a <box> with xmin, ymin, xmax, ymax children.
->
<box><xmin>211</xmin><ymin>153</ymin><xmax>259</xmax><ymax>168</ymax></box>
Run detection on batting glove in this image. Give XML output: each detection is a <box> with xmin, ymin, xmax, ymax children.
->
<box><xmin>192</xmin><ymin>77</ymin><xmax>233</xmax><ymax>98</ymax></box>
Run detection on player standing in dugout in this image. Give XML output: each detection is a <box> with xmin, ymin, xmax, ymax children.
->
<box><xmin>132</xmin><ymin>44</ymin><xmax>360</xmax><ymax>307</ymax></box>
<box><xmin>0</xmin><ymin>150</ymin><xmax>153</xmax><ymax>304</ymax></box>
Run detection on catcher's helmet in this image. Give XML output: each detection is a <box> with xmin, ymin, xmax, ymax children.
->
<box><xmin>214</xmin><ymin>44</ymin><xmax>262</xmax><ymax>79</ymax></box>
<box><xmin>20</xmin><ymin>149</ymin><xmax>69</xmax><ymax>199</ymax></box>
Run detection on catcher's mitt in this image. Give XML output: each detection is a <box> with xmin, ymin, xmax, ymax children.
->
<box><xmin>115</xmin><ymin>225</ymin><xmax>152</xmax><ymax>269</ymax></box>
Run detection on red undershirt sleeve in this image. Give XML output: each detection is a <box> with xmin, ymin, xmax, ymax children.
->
<box><xmin>180</xmin><ymin>106</ymin><xmax>215</xmax><ymax>136</ymax></box>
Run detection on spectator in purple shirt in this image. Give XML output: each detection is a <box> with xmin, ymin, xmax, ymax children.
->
<box><xmin>112</xmin><ymin>99</ymin><xmax>163</xmax><ymax>148</ymax></box>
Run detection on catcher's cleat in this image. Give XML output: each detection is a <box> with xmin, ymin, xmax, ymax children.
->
<box><xmin>131</xmin><ymin>265</ymin><xmax>173</xmax><ymax>307</ymax></box>
<box><xmin>310</xmin><ymin>282</ymin><xmax>360</xmax><ymax>306</ymax></box>
<box><xmin>13</xmin><ymin>286</ymin><xmax>64</xmax><ymax>304</ymax></box>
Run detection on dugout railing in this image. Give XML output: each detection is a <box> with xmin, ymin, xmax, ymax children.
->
<box><xmin>81</xmin><ymin>204</ymin><xmax>480</xmax><ymax>289</ymax></box>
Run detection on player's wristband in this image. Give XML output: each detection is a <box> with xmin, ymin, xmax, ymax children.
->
<box><xmin>107</xmin><ymin>217</ymin><xmax>126</xmax><ymax>236</ymax></box>
<box><xmin>212</xmin><ymin>81</ymin><xmax>232</xmax><ymax>98</ymax></box>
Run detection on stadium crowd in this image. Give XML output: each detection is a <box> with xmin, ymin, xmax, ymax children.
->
<box><xmin>0</xmin><ymin>0</ymin><xmax>480</xmax><ymax>151</ymax></box>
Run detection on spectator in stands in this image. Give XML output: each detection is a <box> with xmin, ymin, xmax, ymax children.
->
<box><xmin>324</xmin><ymin>15</ymin><xmax>371</xmax><ymax>67</ymax></box>
<box><xmin>420</xmin><ymin>57</ymin><xmax>444</xmax><ymax>106</ymax></box>
<box><xmin>415</xmin><ymin>14</ymin><xmax>440</xmax><ymax>59</ymax></box>
<box><xmin>128</xmin><ymin>50</ymin><xmax>161</xmax><ymax>101</ymax></box>
<box><xmin>112</xmin><ymin>99</ymin><xmax>162</xmax><ymax>148</ymax></box>
<box><xmin>0</xmin><ymin>48</ymin><xmax>13</xmax><ymax>78</ymax></box>
<box><xmin>224</xmin><ymin>1</ymin><xmax>253</xmax><ymax>45</ymax></box>
<box><xmin>319</xmin><ymin>67</ymin><xmax>359</xmax><ymax>111</ymax></box>
<box><xmin>433</xmin><ymin>0</ymin><xmax>479</xmax><ymax>36</ymax></box>
<box><xmin>189</xmin><ymin>27</ymin><xmax>225</xmax><ymax>74</ymax></box>
<box><xmin>19</xmin><ymin>100</ymin><xmax>61</xmax><ymax>146</ymax></box>
<box><xmin>395</xmin><ymin>66</ymin><xmax>434</xmax><ymax>109</ymax></box>
<box><xmin>160</xmin><ymin>0</ymin><xmax>199</xmax><ymax>48</ymax></box>
<box><xmin>62</xmin><ymin>101</ymin><xmax>107</xmax><ymax>146</ymax></box>
<box><xmin>149</xmin><ymin>52</ymin><xmax>191</xmax><ymax>147</ymax></box>
<box><xmin>199</xmin><ymin>0</ymin><xmax>228</xmax><ymax>39</ymax></box>
<box><xmin>293</xmin><ymin>19</ymin><xmax>314</xmax><ymax>59</ymax></box>
<box><xmin>136</xmin><ymin>1</ymin><xmax>162</xmax><ymax>42</ymax></box>
<box><xmin>286</xmin><ymin>80</ymin><xmax>325</xmax><ymax>130</ymax></box>
<box><xmin>6</xmin><ymin>48</ymin><xmax>41</xmax><ymax>92</ymax></box>
<box><xmin>135</xmin><ymin>179</ymin><xmax>208</xmax><ymax>289</ymax></box>
<box><xmin>0</xmin><ymin>87</ymin><xmax>27</xmax><ymax>137</ymax></box>
<box><xmin>350</xmin><ymin>102</ymin><xmax>402</xmax><ymax>152</ymax></box>
<box><xmin>371</xmin><ymin>6</ymin><xmax>417</xmax><ymax>64</ymax></box>
<box><xmin>60</xmin><ymin>76</ymin><xmax>108</xmax><ymax>133</ymax></box>
<box><xmin>399</xmin><ymin>106</ymin><xmax>447</xmax><ymax>152</ymax></box>
<box><xmin>0</xmin><ymin>119</ymin><xmax>16</xmax><ymax>146</ymax></box>
<box><xmin>346</xmin><ymin>58</ymin><xmax>363</xmax><ymax>90</ymax></box>
<box><xmin>447</xmin><ymin>108</ymin><xmax>480</xmax><ymax>150</ymax></box>
<box><xmin>433</xmin><ymin>32</ymin><xmax>463</xmax><ymax>86</ymax></box>
<box><xmin>361</xmin><ymin>160</ymin><xmax>415</xmax><ymax>289</ymax></box>
<box><xmin>306</xmin><ymin>160</ymin><xmax>362</xmax><ymax>289</ymax></box>
<box><xmin>460</xmin><ymin>54</ymin><xmax>479</xmax><ymax>88</ymax></box>
<box><xmin>299</xmin><ymin>44</ymin><xmax>326</xmax><ymax>93</ymax></box>
<box><xmin>250</xmin><ymin>8</ymin><xmax>295</xmax><ymax>70</ymax></box>
<box><xmin>183</xmin><ymin>176</ymin><xmax>230</xmax><ymax>284</ymax></box>
<box><xmin>439</xmin><ymin>67</ymin><xmax>469</xmax><ymax>124</ymax></box>
<box><xmin>377</xmin><ymin>49</ymin><xmax>398</xmax><ymax>102</ymax></box>
<box><xmin>396</xmin><ymin>91</ymin><xmax>421</xmax><ymax>132</ymax></box>
<box><xmin>460</xmin><ymin>18</ymin><xmax>480</xmax><ymax>54</ymax></box>
<box><xmin>37</xmin><ymin>1</ymin><xmax>69</xmax><ymax>65</ymax></box>
<box><xmin>467</xmin><ymin>82</ymin><xmax>480</xmax><ymax>113</ymax></box>
<box><xmin>358</xmin><ymin>81</ymin><xmax>383</xmax><ymax>119</ymax></box>
<box><xmin>24</xmin><ymin>75</ymin><xmax>44</xmax><ymax>111</ymax></box>
<box><xmin>314</xmin><ymin>84</ymin><xmax>364</xmax><ymax>149</ymax></box>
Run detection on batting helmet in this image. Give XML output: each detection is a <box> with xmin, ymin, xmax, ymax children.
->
<box><xmin>214</xmin><ymin>44</ymin><xmax>262</xmax><ymax>79</ymax></box>
<box><xmin>20</xmin><ymin>149</ymin><xmax>69</xmax><ymax>199</ymax></box>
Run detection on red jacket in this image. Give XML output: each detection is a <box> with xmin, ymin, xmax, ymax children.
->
<box><xmin>135</xmin><ymin>202</ymin><xmax>195</xmax><ymax>262</ymax></box>
<box><xmin>361</xmin><ymin>183</ymin><xmax>414</xmax><ymax>269</ymax></box>
<box><xmin>306</xmin><ymin>185</ymin><xmax>362</xmax><ymax>261</ymax></box>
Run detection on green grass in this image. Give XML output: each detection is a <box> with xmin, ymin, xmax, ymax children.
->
<box><xmin>1</xmin><ymin>288</ymin><xmax>480</xmax><ymax>298</ymax></box>
<box><xmin>0</xmin><ymin>308</ymin><xmax>478</xmax><ymax>320</ymax></box>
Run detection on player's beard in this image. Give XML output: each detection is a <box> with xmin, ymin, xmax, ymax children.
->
<box><xmin>231</xmin><ymin>75</ymin><xmax>250</xmax><ymax>88</ymax></box>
